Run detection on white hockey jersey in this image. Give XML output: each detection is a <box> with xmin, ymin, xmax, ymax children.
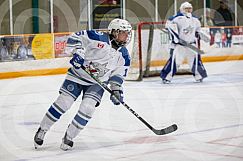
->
<box><xmin>166</xmin><ymin>12</ymin><xmax>201</xmax><ymax>44</ymax></box>
<box><xmin>65</xmin><ymin>30</ymin><xmax>130</xmax><ymax>85</ymax></box>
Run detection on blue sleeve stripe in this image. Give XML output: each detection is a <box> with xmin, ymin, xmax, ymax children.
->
<box><xmin>67</xmin><ymin>38</ymin><xmax>82</xmax><ymax>45</ymax></box>
<box><xmin>48</xmin><ymin>106</ymin><xmax>62</xmax><ymax>119</ymax></box>
<box><xmin>119</xmin><ymin>47</ymin><xmax>131</xmax><ymax>66</ymax></box>
<box><xmin>123</xmin><ymin>54</ymin><xmax>131</xmax><ymax>66</ymax></box>
<box><xmin>74</xmin><ymin>114</ymin><xmax>88</xmax><ymax>126</ymax></box>
<box><xmin>86</xmin><ymin>30</ymin><xmax>110</xmax><ymax>44</ymax></box>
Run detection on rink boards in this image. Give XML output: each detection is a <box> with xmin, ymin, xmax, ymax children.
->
<box><xmin>1</xmin><ymin>26</ymin><xmax>243</xmax><ymax>79</ymax></box>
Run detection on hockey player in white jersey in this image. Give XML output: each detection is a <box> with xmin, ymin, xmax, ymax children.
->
<box><xmin>34</xmin><ymin>18</ymin><xmax>132</xmax><ymax>150</ymax></box>
<box><xmin>160</xmin><ymin>1</ymin><xmax>207</xmax><ymax>83</ymax></box>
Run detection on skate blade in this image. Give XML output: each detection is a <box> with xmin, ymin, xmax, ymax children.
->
<box><xmin>34</xmin><ymin>142</ymin><xmax>41</xmax><ymax>149</ymax></box>
<box><xmin>60</xmin><ymin>143</ymin><xmax>72</xmax><ymax>151</ymax></box>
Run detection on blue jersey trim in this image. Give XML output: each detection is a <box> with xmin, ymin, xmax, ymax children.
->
<box><xmin>169</xmin><ymin>12</ymin><xmax>199</xmax><ymax>21</ymax></box>
<box><xmin>168</xmin><ymin>12</ymin><xmax>184</xmax><ymax>21</ymax></box>
<box><xmin>67</xmin><ymin>38</ymin><xmax>82</xmax><ymax>45</ymax></box>
<box><xmin>119</xmin><ymin>47</ymin><xmax>130</xmax><ymax>66</ymax></box>
<box><xmin>86</xmin><ymin>30</ymin><xmax>110</xmax><ymax>44</ymax></box>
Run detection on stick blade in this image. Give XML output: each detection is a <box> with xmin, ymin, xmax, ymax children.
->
<box><xmin>153</xmin><ymin>124</ymin><xmax>178</xmax><ymax>135</ymax></box>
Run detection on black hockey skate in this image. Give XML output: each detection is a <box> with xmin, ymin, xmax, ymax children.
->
<box><xmin>60</xmin><ymin>132</ymin><xmax>73</xmax><ymax>151</ymax></box>
<box><xmin>195</xmin><ymin>78</ymin><xmax>203</xmax><ymax>83</ymax></box>
<box><xmin>162</xmin><ymin>79</ymin><xmax>171</xmax><ymax>84</ymax></box>
<box><xmin>34</xmin><ymin>127</ymin><xmax>46</xmax><ymax>149</ymax></box>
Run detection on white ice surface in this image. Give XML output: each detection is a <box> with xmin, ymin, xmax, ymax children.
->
<box><xmin>0</xmin><ymin>60</ymin><xmax>243</xmax><ymax>161</ymax></box>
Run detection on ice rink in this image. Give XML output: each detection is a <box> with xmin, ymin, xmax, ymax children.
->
<box><xmin>0</xmin><ymin>60</ymin><xmax>243</xmax><ymax>161</ymax></box>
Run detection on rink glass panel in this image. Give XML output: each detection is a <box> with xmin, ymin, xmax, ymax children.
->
<box><xmin>53</xmin><ymin>0</ymin><xmax>88</xmax><ymax>32</ymax></box>
<box><xmin>125</xmin><ymin>0</ymin><xmax>156</xmax><ymax>24</ymax></box>
<box><xmin>12</xmin><ymin>0</ymin><xmax>34</xmax><ymax>34</ymax></box>
<box><xmin>158</xmin><ymin>0</ymin><xmax>174</xmax><ymax>21</ymax></box>
<box><xmin>0</xmin><ymin>0</ymin><xmax>10</xmax><ymax>35</ymax></box>
<box><xmin>237</xmin><ymin>1</ymin><xmax>243</xmax><ymax>25</ymax></box>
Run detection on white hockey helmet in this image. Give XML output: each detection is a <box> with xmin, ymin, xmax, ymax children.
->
<box><xmin>180</xmin><ymin>2</ymin><xmax>193</xmax><ymax>17</ymax></box>
<box><xmin>108</xmin><ymin>18</ymin><xmax>132</xmax><ymax>46</ymax></box>
<box><xmin>108</xmin><ymin>18</ymin><xmax>132</xmax><ymax>33</ymax></box>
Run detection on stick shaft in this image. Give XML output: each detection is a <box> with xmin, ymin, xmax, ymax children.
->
<box><xmin>81</xmin><ymin>66</ymin><xmax>158</xmax><ymax>133</ymax></box>
<box><xmin>80</xmin><ymin>66</ymin><xmax>178</xmax><ymax>135</ymax></box>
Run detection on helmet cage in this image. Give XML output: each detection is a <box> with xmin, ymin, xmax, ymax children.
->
<box><xmin>180</xmin><ymin>2</ymin><xmax>193</xmax><ymax>15</ymax></box>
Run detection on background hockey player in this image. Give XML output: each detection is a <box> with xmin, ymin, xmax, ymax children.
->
<box><xmin>34</xmin><ymin>18</ymin><xmax>132</xmax><ymax>150</ymax></box>
<box><xmin>160</xmin><ymin>1</ymin><xmax>208</xmax><ymax>83</ymax></box>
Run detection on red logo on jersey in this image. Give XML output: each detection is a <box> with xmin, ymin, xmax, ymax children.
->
<box><xmin>97</xmin><ymin>43</ymin><xmax>104</xmax><ymax>48</ymax></box>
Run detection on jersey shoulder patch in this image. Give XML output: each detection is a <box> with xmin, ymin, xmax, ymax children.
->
<box><xmin>119</xmin><ymin>47</ymin><xmax>130</xmax><ymax>66</ymax></box>
<box><xmin>86</xmin><ymin>30</ymin><xmax>110</xmax><ymax>44</ymax></box>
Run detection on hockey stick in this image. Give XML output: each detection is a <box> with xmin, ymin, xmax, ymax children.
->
<box><xmin>81</xmin><ymin>66</ymin><xmax>178</xmax><ymax>135</ymax></box>
<box><xmin>179</xmin><ymin>39</ymin><xmax>204</xmax><ymax>55</ymax></box>
<box><xmin>161</xmin><ymin>28</ymin><xmax>205</xmax><ymax>55</ymax></box>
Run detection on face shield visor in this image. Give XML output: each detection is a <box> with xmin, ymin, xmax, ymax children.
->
<box><xmin>180</xmin><ymin>2</ymin><xmax>193</xmax><ymax>18</ymax></box>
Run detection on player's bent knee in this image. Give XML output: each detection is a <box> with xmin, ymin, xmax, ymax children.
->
<box><xmin>55</xmin><ymin>93</ymin><xmax>75</xmax><ymax>112</ymax></box>
<box><xmin>79</xmin><ymin>98</ymin><xmax>97</xmax><ymax>117</ymax></box>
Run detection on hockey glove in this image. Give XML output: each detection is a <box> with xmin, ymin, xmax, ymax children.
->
<box><xmin>70</xmin><ymin>53</ymin><xmax>84</xmax><ymax>69</ymax></box>
<box><xmin>110</xmin><ymin>90</ymin><xmax>124</xmax><ymax>105</ymax></box>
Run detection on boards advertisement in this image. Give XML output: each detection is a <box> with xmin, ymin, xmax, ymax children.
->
<box><xmin>0</xmin><ymin>26</ymin><xmax>243</xmax><ymax>64</ymax></box>
<box><xmin>31</xmin><ymin>34</ymin><xmax>54</xmax><ymax>59</ymax></box>
<box><xmin>0</xmin><ymin>35</ymin><xmax>35</xmax><ymax>62</ymax></box>
<box><xmin>0</xmin><ymin>34</ymin><xmax>54</xmax><ymax>62</ymax></box>
<box><xmin>54</xmin><ymin>33</ymin><xmax>70</xmax><ymax>58</ymax></box>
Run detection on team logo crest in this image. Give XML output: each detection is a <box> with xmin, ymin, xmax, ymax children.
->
<box><xmin>183</xmin><ymin>25</ymin><xmax>193</xmax><ymax>34</ymax></box>
<box><xmin>89</xmin><ymin>62</ymin><xmax>109</xmax><ymax>77</ymax></box>
<box><xmin>67</xmin><ymin>84</ymin><xmax>74</xmax><ymax>92</ymax></box>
